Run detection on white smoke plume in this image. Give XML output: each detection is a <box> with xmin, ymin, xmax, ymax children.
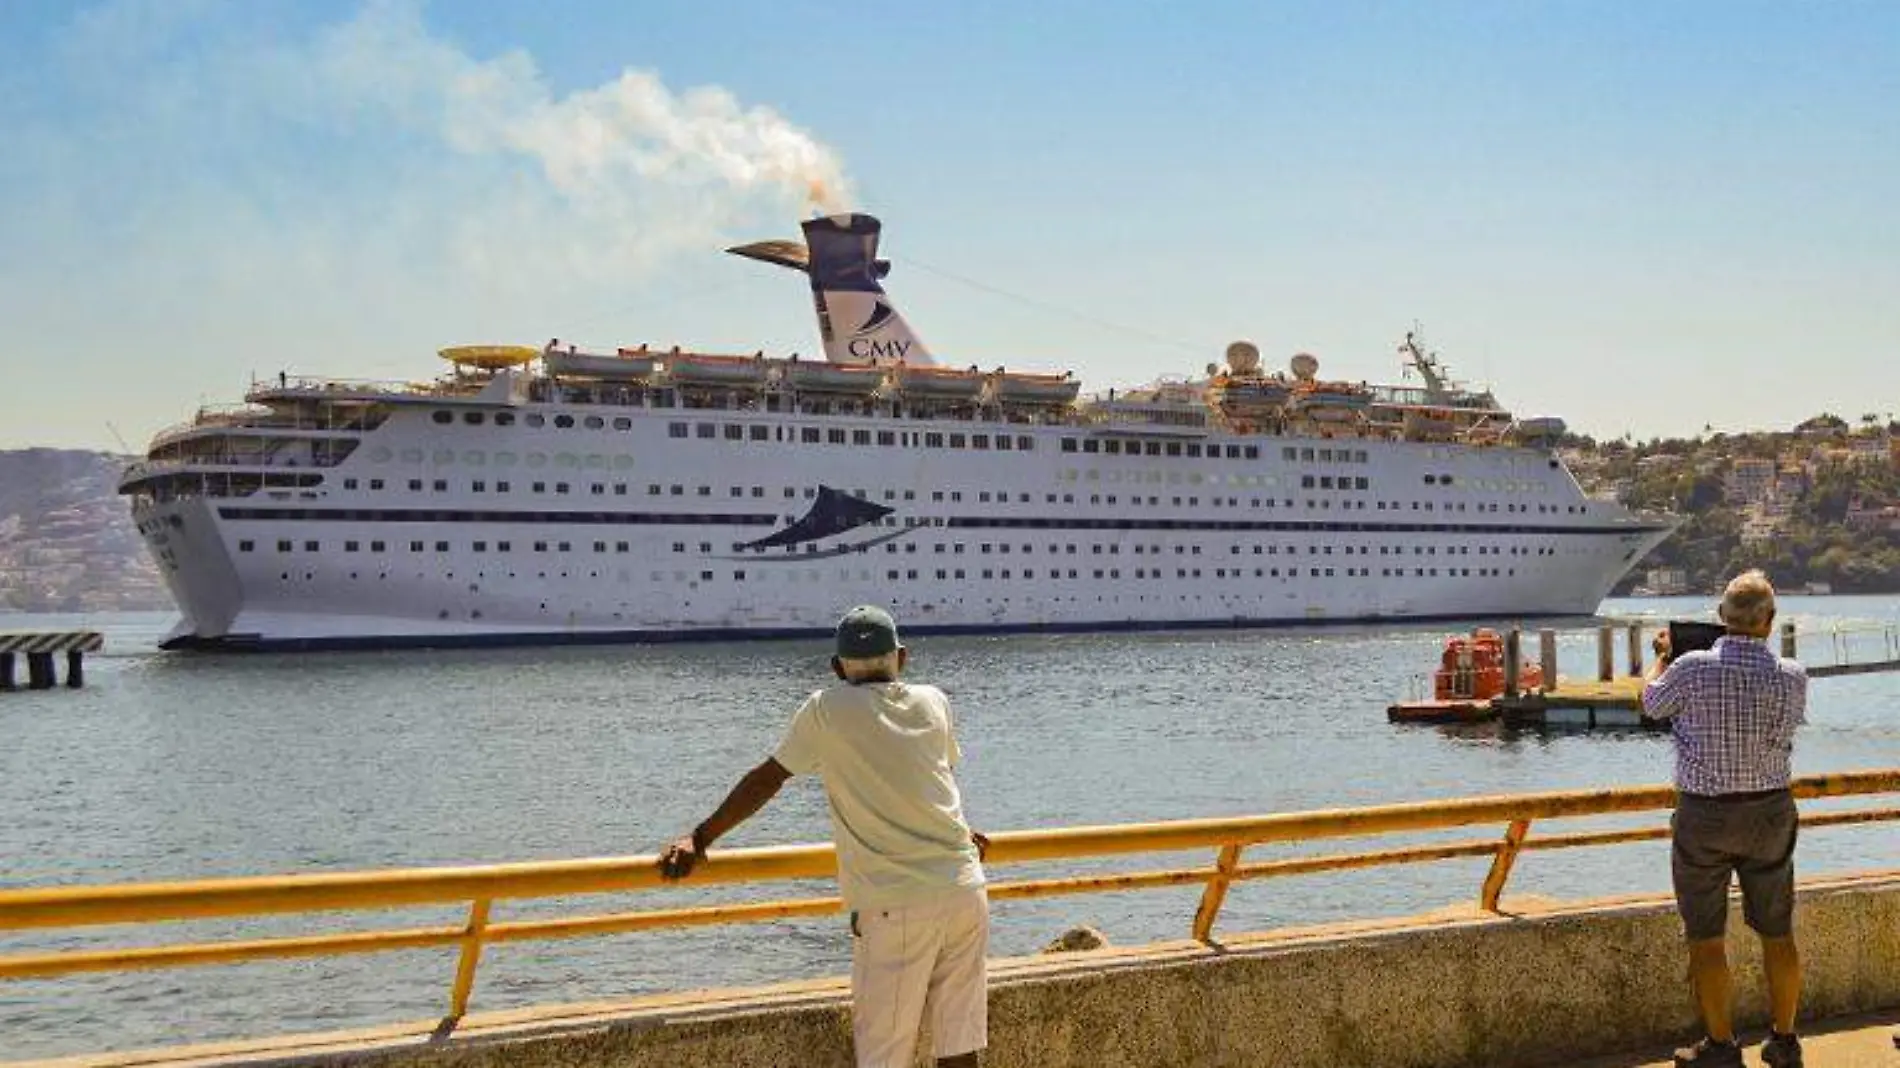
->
<box><xmin>0</xmin><ymin>0</ymin><xmax>860</xmax><ymax>447</ymax></box>
<box><xmin>309</xmin><ymin>1</ymin><xmax>854</xmax><ymax>222</ymax></box>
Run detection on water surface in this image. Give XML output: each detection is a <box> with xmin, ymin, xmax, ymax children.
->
<box><xmin>3</xmin><ymin>598</ymin><xmax>1897</xmax><ymax>1058</ymax></box>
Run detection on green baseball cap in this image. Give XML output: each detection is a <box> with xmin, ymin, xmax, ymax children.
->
<box><xmin>835</xmin><ymin>605</ymin><xmax>901</xmax><ymax>658</ymax></box>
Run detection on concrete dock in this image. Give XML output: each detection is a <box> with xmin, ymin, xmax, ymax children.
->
<box><xmin>1563</xmin><ymin>1011</ymin><xmax>1899</xmax><ymax>1067</ymax></box>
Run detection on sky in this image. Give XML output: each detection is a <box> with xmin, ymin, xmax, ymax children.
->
<box><xmin>1</xmin><ymin>0</ymin><xmax>1896</xmax><ymax>451</ymax></box>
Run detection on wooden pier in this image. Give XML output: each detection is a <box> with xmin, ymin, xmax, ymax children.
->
<box><xmin>0</xmin><ymin>631</ymin><xmax>104</xmax><ymax>692</ymax></box>
<box><xmin>1389</xmin><ymin>620</ymin><xmax>1900</xmax><ymax>730</ymax></box>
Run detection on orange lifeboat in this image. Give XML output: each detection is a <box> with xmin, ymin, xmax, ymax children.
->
<box><xmin>1434</xmin><ymin>629</ymin><xmax>1543</xmax><ymax>700</ymax></box>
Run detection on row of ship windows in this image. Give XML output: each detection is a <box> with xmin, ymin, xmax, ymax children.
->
<box><xmin>427</xmin><ymin>408</ymin><xmax>1536</xmax><ymax>468</ymax></box>
<box><xmin>650</xmin><ymin>426</ymin><xmax>1554</xmax><ymax>479</ymax></box>
<box><xmin>363</xmin><ymin>447</ymin><xmax>1562</xmax><ymax>505</ymax></box>
<box><xmin>335</xmin><ymin>476</ymin><xmax>1579</xmax><ymax>516</ymax></box>
<box><xmin>655</xmin><ymin>424</ymin><xmax>1376</xmax><ymax>465</ymax></box>
<box><xmin>1060</xmin><ymin>468</ymin><xmax>1558</xmax><ymax>494</ymax></box>
<box><xmin>243</xmin><ymin>539</ymin><xmax>1562</xmax><ymax>559</ymax></box>
<box><xmin>272</xmin><ymin>565</ymin><xmax>1518</xmax><ymax>584</ymax></box>
<box><xmin>433</xmin><ymin>411</ymin><xmax>633</xmax><ymax>431</ymax></box>
<box><xmin>421</xmin><ymin>410</ymin><xmax>1552</xmax><ymax>476</ymax></box>
<box><xmin>706</xmin><ymin>542</ymin><xmax>1560</xmax><ymax>558</ymax></box>
<box><xmin>669</xmin><ymin>422</ymin><xmax>1047</xmax><ymax>452</ymax></box>
<box><xmin>424</xmin><ymin>410</ymin><xmax>1048</xmax><ymax>451</ymax></box>
<box><xmin>657</xmin><ymin>421</ymin><xmax>1367</xmax><ymax>465</ymax></box>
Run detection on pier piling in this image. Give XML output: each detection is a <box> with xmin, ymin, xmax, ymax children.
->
<box><xmin>1782</xmin><ymin>621</ymin><xmax>1798</xmax><ymax>660</ymax></box>
<box><xmin>1503</xmin><ymin>629</ymin><xmax>1522</xmax><ymax>698</ymax></box>
<box><xmin>1539</xmin><ymin>630</ymin><xmax>1558</xmax><ymax>693</ymax></box>
<box><xmin>26</xmin><ymin>652</ymin><xmax>55</xmax><ymax>690</ymax></box>
<box><xmin>0</xmin><ymin>631</ymin><xmax>105</xmax><ymax>694</ymax></box>
<box><xmin>1596</xmin><ymin>627</ymin><xmax>1614</xmax><ymax>682</ymax></box>
<box><xmin>1626</xmin><ymin>625</ymin><xmax>1643</xmax><ymax>677</ymax></box>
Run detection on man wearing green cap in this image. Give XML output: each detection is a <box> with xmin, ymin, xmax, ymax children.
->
<box><xmin>658</xmin><ymin>606</ymin><xmax>991</xmax><ymax>1068</ymax></box>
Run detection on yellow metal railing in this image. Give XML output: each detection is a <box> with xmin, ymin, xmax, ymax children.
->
<box><xmin>2</xmin><ymin>770</ymin><xmax>1897</xmax><ymax>1027</ymax></box>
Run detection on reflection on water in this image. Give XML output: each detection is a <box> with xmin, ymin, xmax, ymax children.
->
<box><xmin>2</xmin><ymin>597</ymin><xmax>1897</xmax><ymax>1058</ymax></box>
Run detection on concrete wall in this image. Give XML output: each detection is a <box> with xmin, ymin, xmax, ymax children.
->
<box><xmin>31</xmin><ymin>873</ymin><xmax>1900</xmax><ymax>1068</ymax></box>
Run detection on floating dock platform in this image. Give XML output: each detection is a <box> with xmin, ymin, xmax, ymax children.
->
<box><xmin>1389</xmin><ymin>620</ymin><xmax>1900</xmax><ymax>731</ymax></box>
<box><xmin>0</xmin><ymin>631</ymin><xmax>104</xmax><ymax>691</ymax></box>
<box><xmin>1492</xmin><ymin>677</ymin><xmax>1655</xmax><ymax>730</ymax></box>
<box><xmin>1387</xmin><ymin>678</ymin><xmax>1655</xmax><ymax>729</ymax></box>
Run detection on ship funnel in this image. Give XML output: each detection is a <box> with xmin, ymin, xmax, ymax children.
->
<box><xmin>800</xmin><ymin>214</ymin><xmax>934</xmax><ymax>366</ymax></box>
<box><xmin>728</xmin><ymin>214</ymin><xmax>935</xmax><ymax>366</ymax></box>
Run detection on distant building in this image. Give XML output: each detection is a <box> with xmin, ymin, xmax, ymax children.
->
<box><xmin>1645</xmin><ymin>566</ymin><xmax>1690</xmax><ymax>595</ymax></box>
<box><xmin>1848</xmin><ymin>432</ymin><xmax>1891</xmax><ymax>465</ymax></box>
<box><xmin>1740</xmin><ymin>504</ymin><xmax>1786</xmax><ymax>545</ymax></box>
<box><xmin>1845</xmin><ymin>500</ymin><xmax>1900</xmax><ymax>533</ymax></box>
<box><xmin>1726</xmin><ymin>458</ymin><xmax>1777</xmax><ymax>504</ymax></box>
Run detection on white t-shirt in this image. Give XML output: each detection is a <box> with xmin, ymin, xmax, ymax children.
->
<box><xmin>773</xmin><ymin>680</ymin><xmax>984</xmax><ymax>909</ymax></box>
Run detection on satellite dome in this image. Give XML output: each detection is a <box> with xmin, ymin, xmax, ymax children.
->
<box><xmin>1290</xmin><ymin>352</ymin><xmax>1320</xmax><ymax>381</ymax></box>
<box><xmin>1225</xmin><ymin>341</ymin><xmax>1261</xmax><ymax>375</ymax></box>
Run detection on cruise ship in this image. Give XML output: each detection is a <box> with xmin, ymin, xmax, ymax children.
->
<box><xmin>120</xmin><ymin>213</ymin><xmax>1677</xmax><ymax>650</ymax></box>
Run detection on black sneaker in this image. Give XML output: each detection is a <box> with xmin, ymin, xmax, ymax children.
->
<box><xmin>1759</xmin><ymin>1031</ymin><xmax>1801</xmax><ymax>1067</ymax></box>
<box><xmin>1755</xmin><ymin>1026</ymin><xmax>1801</xmax><ymax>1056</ymax></box>
<box><xmin>1673</xmin><ymin>1037</ymin><xmax>1743</xmax><ymax>1067</ymax></box>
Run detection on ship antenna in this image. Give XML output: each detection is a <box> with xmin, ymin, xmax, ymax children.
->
<box><xmin>105</xmin><ymin>421</ymin><xmax>133</xmax><ymax>454</ymax></box>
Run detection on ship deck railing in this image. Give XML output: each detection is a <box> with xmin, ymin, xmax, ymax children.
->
<box><xmin>164</xmin><ymin>372</ymin><xmax>1567</xmax><ymax>452</ymax></box>
<box><xmin>244</xmin><ymin>375</ymin><xmax>481</xmax><ymax>403</ymax></box>
<box><xmin>2</xmin><ymin>770</ymin><xmax>1896</xmax><ymax>1035</ymax></box>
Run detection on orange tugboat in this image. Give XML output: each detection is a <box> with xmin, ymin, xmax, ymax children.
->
<box><xmin>1435</xmin><ymin>629</ymin><xmax>1543</xmax><ymax>700</ymax></box>
<box><xmin>1388</xmin><ymin>629</ymin><xmax>1544</xmax><ymax>725</ymax></box>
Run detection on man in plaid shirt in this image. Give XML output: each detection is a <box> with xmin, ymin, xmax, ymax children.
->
<box><xmin>1643</xmin><ymin>570</ymin><xmax>1807</xmax><ymax>1068</ymax></box>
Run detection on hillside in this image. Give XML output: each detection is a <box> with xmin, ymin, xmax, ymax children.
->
<box><xmin>0</xmin><ymin>449</ymin><xmax>168</xmax><ymax>613</ymax></box>
<box><xmin>1565</xmin><ymin>414</ymin><xmax>1900</xmax><ymax>595</ymax></box>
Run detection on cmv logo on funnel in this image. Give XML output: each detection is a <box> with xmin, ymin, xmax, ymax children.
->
<box><xmin>847</xmin><ymin>300</ymin><xmax>913</xmax><ymax>360</ymax></box>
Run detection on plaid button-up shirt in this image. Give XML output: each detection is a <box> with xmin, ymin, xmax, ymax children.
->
<box><xmin>1641</xmin><ymin>635</ymin><xmax>1806</xmax><ymax>795</ymax></box>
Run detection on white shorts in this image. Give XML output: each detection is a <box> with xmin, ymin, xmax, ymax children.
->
<box><xmin>849</xmin><ymin>886</ymin><xmax>989</xmax><ymax>1067</ymax></box>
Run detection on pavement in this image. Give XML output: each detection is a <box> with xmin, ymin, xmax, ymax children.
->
<box><xmin>1562</xmin><ymin>1011</ymin><xmax>1900</xmax><ymax>1067</ymax></box>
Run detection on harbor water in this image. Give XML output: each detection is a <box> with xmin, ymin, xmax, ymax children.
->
<box><xmin>4</xmin><ymin>597</ymin><xmax>1899</xmax><ymax>1059</ymax></box>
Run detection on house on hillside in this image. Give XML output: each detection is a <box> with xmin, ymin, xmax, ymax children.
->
<box><xmin>1726</xmin><ymin>458</ymin><xmax>1777</xmax><ymax>504</ymax></box>
<box><xmin>1848</xmin><ymin>432</ymin><xmax>1891</xmax><ymax>466</ymax></box>
<box><xmin>1845</xmin><ymin>499</ymin><xmax>1900</xmax><ymax>533</ymax></box>
<box><xmin>1775</xmin><ymin>465</ymin><xmax>1808</xmax><ymax>499</ymax></box>
<box><xmin>1739</xmin><ymin>503</ymin><xmax>1787</xmax><ymax>546</ymax></box>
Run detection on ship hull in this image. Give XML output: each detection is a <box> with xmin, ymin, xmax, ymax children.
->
<box><xmin>130</xmin><ymin>404</ymin><xmax>1675</xmax><ymax>652</ymax></box>
<box><xmin>157</xmin><ymin>609</ymin><xmax>1617</xmax><ymax>652</ymax></box>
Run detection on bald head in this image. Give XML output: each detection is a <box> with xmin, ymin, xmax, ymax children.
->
<box><xmin>1719</xmin><ymin>570</ymin><xmax>1777</xmax><ymax>636</ymax></box>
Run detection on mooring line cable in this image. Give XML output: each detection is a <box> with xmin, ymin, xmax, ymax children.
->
<box><xmin>895</xmin><ymin>256</ymin><xmax>1213</xmax><ymax>359</ymax></box>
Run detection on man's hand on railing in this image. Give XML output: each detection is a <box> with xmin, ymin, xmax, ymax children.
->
<box><xmin>656</xmin><ymin>761</ymin><xmax>790</xmax><ymax>884</ymax></box>
<box><xmin>657</xmin><ymin>829</ymin><xmax>707</xmax><ymax>881</ymax></box>
<box><xmin>971</xmin><ymin>830</ymin><xmax>990</xmax><ymax>862</ymax></box>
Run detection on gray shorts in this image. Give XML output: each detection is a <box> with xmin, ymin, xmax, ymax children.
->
<box><xmin>1670</xmin><ymin>789</ymin><xmax>1797</xmax><ymax>941</ymax></box>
